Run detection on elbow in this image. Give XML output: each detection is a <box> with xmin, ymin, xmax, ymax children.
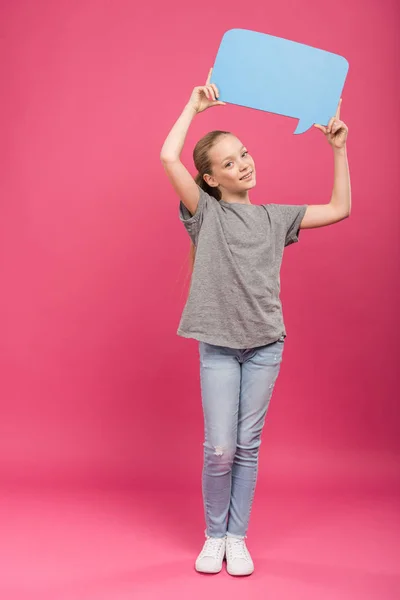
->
<box><xmin>160</xmin><ymin>153</ymin><xmax>179</xmax><ymax>164</ymax></box>
<box><xmin>338</xmin><ymin>207</ymin><xmax>351</xmax><ymax>220</ymax></box>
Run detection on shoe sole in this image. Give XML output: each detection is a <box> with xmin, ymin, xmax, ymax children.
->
<box><xmin>226</xmin><ymin>568</ymin><xmax>254</xmax><ymax>576</ymax></box>
<box><xmin>226</xmin><ymin>562</ymin><xmax>254</xmax><ymax>576</ymax></box>
<box><xmin>195</xmin><ymin>565</ymin><xmax>223</xmax><ymax>574</ymax></box>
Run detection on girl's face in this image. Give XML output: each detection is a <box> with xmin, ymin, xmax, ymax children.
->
<box><xmin>204</xmin><ymin>135</ymin><xmax>256</xmax><ymax>193</ymax></box>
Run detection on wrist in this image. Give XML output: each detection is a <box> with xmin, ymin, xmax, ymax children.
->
<box><xmin>333</xmin><ymin>145</ymin><xmax>347</xmax><ymax>156</ymax></box>
<box><xmin>184</xmin><ymin>103</ymin><xmax>198</xmax><ymax>117</ymax></box>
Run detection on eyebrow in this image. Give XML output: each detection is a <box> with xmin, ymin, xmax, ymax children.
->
<box><xmin>221</xmin><ymin>146</ymin><xmax>246</xmax><ymax>164</ymax></box>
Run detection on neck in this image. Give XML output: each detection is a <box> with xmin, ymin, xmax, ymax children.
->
<box><xmin>220</xmin><ymin>189</ymin><xmax>252</xmax><ymax>205</ymax></box>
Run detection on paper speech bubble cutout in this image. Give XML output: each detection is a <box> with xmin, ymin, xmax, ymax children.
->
<box><xmin>210</xmin><ymin>29</ymin><xmax>349</xmax><ymax>134</ymax></box>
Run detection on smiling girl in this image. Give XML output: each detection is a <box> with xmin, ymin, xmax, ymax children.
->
<box><xmin>160</xmin><ymin>68</ymin><xmax>351</xmax><ymax>577</ymax></box>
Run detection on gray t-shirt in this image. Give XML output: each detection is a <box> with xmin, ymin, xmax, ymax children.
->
<box><xmin>178</xmin><ymin>185</ymin><xmax>308</xmax><ymax>349</ymax></box>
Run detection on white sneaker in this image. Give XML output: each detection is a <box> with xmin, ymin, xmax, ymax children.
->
<box><xmin>195</xmin><ymin>534</ymin><xmax>226</xmax><ymax>574</ymax></box>
<box><xmin>225</xmin><ymin>536</ymin><xmax>254</xmax><ymax>576</ymax></box>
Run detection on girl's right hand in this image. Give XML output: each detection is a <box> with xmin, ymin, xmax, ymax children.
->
<box><xmin>187</xmin><ymin>68</ymin><xmax>227</xmax><ymax>114</ymax></box>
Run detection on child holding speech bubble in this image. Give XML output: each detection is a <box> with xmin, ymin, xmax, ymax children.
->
<box><xmin>160</xmin><ymin>68</ymin><xmax>351</xmax><ymax>577</ymax></box>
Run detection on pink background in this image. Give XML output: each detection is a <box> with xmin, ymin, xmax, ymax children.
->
<box><xmin>0</xmin><ymin>1</ymin><xmax>399</xmax><ymax>598</ymax></box>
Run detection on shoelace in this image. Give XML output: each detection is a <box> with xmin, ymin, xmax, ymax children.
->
<box><xmin>227</xmin><ymin>538</ymin><xmax>251</xmax><ymax>562</ymax></box>
<box><xmin>200</xmin><ymin>537</ymin><xmax>225</xmax><ymax>558</ymax></box>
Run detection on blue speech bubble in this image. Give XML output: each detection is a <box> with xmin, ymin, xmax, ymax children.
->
<box><xmin>210</xmin><ymin>29</ymin><xmax>349</xmax><ymax>134</ymax></box>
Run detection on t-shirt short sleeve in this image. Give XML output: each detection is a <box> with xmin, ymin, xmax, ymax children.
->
<box><xmin>179</xmin><ymin>185</ymin><xmax>210</xmax><ymax>246</ymax></box>
<box><xmin>268</xmin><ymin>203</ymin><xmax>308</xmax><ymax>247</ymax></box>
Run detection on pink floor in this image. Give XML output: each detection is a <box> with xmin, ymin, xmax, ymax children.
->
<box><xmin>1</xmin><ymin>485</ymin><xmax>399</xmax><ymax>600</ymax></box>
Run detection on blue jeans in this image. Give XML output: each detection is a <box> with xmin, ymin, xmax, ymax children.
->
<box><xmin>199</xmin><ymin>337</ymin><xmax>285</xmax><ymax>538</ymax></box>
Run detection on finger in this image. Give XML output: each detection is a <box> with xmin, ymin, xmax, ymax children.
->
<box><xmin>210</xmin><ymin>83</ymin><xmax>220</xmax><ymax>99</ymax></box>
<box><xmin>206</xmin><ymin>67</ymin><xmax>213</xmax><ymax>85</ymax></box>
<box><xmin>200</xmin><ymin>85</ymin><xmax>211</xmax><ymax>100</ymax></box>
<box><xmin>314</xmin><ymin>124</ymin><xmax>327</xmax><ymax>134</ymax></box>
<box><xmin>207</xmin><ymin>85</ymin><xmax>217</xmax><ymax>101</ymax></box>
<box><xmin>336</xmin><ymin>98</ymin><xmax>342</xmax><ymax>119</ymax></box>
<box><xmin>208</xmin><ymin>84</ymin><xmax>217</xmax><ymax>100</ymax></box>
<box><xmin>332</xmin><ymin>119</ymin><xmax>343</xmax><ymax>134</ymax></box>
<box><xmin>327</xmin><ymin>117</ymin><xmax>335</xmax><ymax>134</ymax></box>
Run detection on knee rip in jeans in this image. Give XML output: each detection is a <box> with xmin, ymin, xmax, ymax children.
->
<box><xmin>213</xmin><ymin>445</ymin><xmax>224</xmax><ymax>457</ymax></box>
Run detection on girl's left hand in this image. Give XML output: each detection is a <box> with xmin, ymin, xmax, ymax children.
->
<box><xmin>314</xmin><ymin>98</ymin><xmax>348</xmax><ymax>150</ymax></box>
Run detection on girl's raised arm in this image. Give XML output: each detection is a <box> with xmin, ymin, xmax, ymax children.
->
<box><xmin>160</xmin><ymin>69</ymin><xmax>225</xmax><ymax>215</ymax></box>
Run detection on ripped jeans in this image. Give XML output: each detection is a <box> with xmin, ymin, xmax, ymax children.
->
<box><xmin>199</xmin><ymin>337</ymin><xmax>285</xmax><ymax>538</ymax></box>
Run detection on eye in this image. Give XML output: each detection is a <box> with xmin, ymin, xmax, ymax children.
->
<box><xmin>225</xmin><ymin>162</ymin><xmax>233</xmax><ymax>168</ymax></box>
<box><xmin>242</xmin><ymin>150</ymin><xmax>248</xmax><ymax>157</ymax></box>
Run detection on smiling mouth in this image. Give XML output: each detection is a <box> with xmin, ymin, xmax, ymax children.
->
<box><xmin>240</xmin><ymin>171</ymin><xmax>253</xmax><ymax>180</ymax></box>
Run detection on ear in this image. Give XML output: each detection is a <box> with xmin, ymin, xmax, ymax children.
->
<box><xmin>203</xmin><ymin>173</ymin><xmax>219</xmax><ymax>188</ymax></box>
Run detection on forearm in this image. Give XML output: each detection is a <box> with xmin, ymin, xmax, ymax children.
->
<box><xmin>160</xmin><ymin>104</ymin><xmax>197</xmax><ymax>162</ymax></box>
<box><xmin>330</xmin><ymin>146</ymin><xmax>351</xmax><ymax>216</ymax></box>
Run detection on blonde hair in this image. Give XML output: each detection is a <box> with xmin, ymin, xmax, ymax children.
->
<box><xmin>190</xmin><ymin>130</ymin><xmax>230</xmax><ymax>271</ymax></box>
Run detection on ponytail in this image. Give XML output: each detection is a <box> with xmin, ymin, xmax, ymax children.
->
<box><xmin>187</xmin><ymin>130</ymin><xmax>230</xmax><ymax>274</ymax></box>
